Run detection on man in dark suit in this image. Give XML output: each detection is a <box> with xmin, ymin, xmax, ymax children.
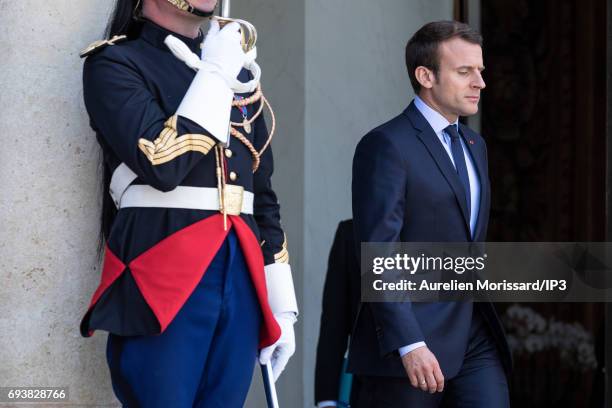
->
<box><xmin>350</xmin><ymin>21</ymin><xmax>512</xmax><ymax>407</ymax></box>
<box><xmin>315</xmin><ymin>220</ymin><xmax>361</xmax><ymax>407</ymax></box>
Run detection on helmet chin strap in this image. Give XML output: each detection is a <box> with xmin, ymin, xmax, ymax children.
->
<box><xmin>166</xmin><ymin>0</ymin><xmax>214</xmax><ymax>17</ymax></box>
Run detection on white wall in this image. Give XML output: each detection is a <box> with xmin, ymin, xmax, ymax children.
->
<box><xmin>303</xmin><ymin>0</ymin><xmax>453</xmax><ymax>405</ymax></box>
<box><xmin>232</xmin><ymin>0</ymin><xmax>305</xmax><ymax>406</ymax></box>
<box><xmin>0</xmin><ymin>0</ymin><xmax>119</xmax><ymax>405</ymax></box>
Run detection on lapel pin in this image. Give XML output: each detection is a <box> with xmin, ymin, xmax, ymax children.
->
<box><xmin>469</xmin><ymin>139</ymin><xmax>475</xmax><ymax>145</ymax></box>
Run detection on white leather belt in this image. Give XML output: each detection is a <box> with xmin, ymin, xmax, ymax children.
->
<box><xmin>109</xmin><ymin>163</ymin><xmax>253</xmax><ymax>214</ymax></box>
<box><xmin>120</xmin><ymin>185</ymin><xmax>254</xmax><ymax>214</ymax></box>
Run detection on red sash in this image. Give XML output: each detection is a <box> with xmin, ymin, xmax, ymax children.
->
<box><xmin>83</xmin><ymin>214</ymin><xmax>281</xmax><ymax>348</ymax></box>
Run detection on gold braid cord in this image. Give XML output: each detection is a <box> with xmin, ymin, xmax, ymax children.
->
<box><xmin>215</xmin><ymin>144</ymin><xmax>229</xmax><ymax>230</ymax></box>
<box><xmin>230</xmin><ymin>127</ymin><xmax>260</xmax><ymax>172</ymax></box>
<box><xmin>230</xmin><ymin>85</ymin><xmax>276</xmax><ymax>173</ymax></box>
<box><xmin>138</xmin><ymin>115</ymin><xmax>215</xmax><ymax>165</ymax></box>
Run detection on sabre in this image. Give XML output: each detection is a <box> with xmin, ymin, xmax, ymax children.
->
<box><xmin>261</xmin><ymin>361</ymin><xmax>280</xmax><ymax>408</ymax></box>
<box><xmin>213</xmin><ymin>6</ymin><xmax>280</xmax><ymax>405</ymax></box>
<box><xmin>220</xmin><ymin>0</ymin><xmax>230</xmax><ymax>18</ymax></box>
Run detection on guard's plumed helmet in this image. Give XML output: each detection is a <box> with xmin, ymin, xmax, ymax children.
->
<box><xmin>165</xmin><ymin>0</ymin><xmax>214</xmax><ymax>17</ymax></box>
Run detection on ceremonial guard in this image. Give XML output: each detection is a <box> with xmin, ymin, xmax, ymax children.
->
<box><xmin>78</xmin><ymin>0</ymin><xmax>298</xmax><ymax>406</ymax></box>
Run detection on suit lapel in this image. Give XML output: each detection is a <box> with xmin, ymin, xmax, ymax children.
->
<box><xmin>403</xmin><ymin>103</ymin><xmax>471</xmax><ymax>236</ymax></box>
<box><xmin>459</xmin><ymin>123</ymin><xmax>488</xmax><ymax>241</ymax></box>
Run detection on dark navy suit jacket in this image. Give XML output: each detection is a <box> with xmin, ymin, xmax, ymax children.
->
<box><xmin>349</xmin><ymin>101</ymin><xmax>511</xmax><ymax>379</ymax></box>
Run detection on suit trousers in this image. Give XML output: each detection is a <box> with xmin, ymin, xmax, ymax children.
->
<box><xmin>106</xmin><ymin>230</ymin><xmax>262</xmax><ymax>407</ymax></box>
<box><xmin>355</xmin><ymin>309</ymin><xmax>509</xmax><ymax>408</ymax></box>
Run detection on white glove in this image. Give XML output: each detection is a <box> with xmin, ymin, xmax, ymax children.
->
<box><xmin>200</xmin><ymin>19</ymin><xmax>245</xmax><ymax>85</ymax></box>
<box><xmin>259</xmin><ymin>312</ymin><xmax>296</xmax><ymax>381</ymax></box>
<box><xmin>170</xmin><ymin>20</ymin><xmax>245</xmax><ymax>144</ymax></box>
<box><xmin>166</xmin><ymin>20</ymin><xmax>260</xmax><ymax>94</ymax></box>
<box><xmin>201</xmin><ymin>20</ymin><xmax>261</xmax><ymax>93</ymax></box>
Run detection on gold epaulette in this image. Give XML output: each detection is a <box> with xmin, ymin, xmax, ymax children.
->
<box><xmin>79</xmin><ymin>35</ymin><xmax>128</xmax><ymax>59</ymax></box>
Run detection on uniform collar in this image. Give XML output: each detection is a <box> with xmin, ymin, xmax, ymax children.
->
<box><xmin>140</xmin><ymin>19</ymin><xmax>204</xmax><ymax>54</ymax></box>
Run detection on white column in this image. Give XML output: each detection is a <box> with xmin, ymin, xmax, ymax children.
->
<box><xmin>0</xmin><ymin>0</ymin><xmax>119</xmax><ymax>405</ymax></box>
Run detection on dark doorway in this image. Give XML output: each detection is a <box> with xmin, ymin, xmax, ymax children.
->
<box><xmin>474</xmin><ymin>0</ymin><xmax>607</xmax><ymax>406</ymax></box>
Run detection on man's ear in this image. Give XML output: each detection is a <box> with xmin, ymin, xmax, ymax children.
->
<box><xmin>415</xmin><ymin>66</ymin><xmax>435</xmax><ymax>89</ymax></box>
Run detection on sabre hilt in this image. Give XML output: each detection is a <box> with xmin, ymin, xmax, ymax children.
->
<box><xmin>213</xmin><ymin>0</ymin><xmax>257</xmax><ymax>52</ymax></box>
<box><xmin>213</xmin><ymin>16</ymin><xmax>257</xmax><ymax>52</ymax></box>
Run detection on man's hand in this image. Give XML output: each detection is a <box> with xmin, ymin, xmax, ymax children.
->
<box><xmin>401</xmin><ymin>346</ymin><xmax>444</xmax><ymax>393</ymax></box>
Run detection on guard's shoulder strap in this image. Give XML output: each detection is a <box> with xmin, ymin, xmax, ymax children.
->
<box><xmin>79</xmin><ymin>35</ymin><xmax>128</xmax><ymax>59</ymax></box>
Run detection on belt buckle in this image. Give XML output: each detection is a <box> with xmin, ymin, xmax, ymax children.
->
<box><xmin>223</xmin><ymin>184</ymin><xmax>244</xmax><ymax>215</ymax></box>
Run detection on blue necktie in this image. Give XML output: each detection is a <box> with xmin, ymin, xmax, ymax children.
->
<box><xmin>445</xmin><ymin>125</ymin><xmax>471</xmax><ymax>218</ymax></box>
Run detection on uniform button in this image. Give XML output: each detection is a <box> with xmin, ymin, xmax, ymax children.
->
<box><xmin>225</xmin><ymin>149</ymin><xmax>233</xmax><ymax>158</ymax></box>
<box><xmin>229</xmin><ymin>171</ymin><xmax>238</xmax><ymax>181</ymax></box>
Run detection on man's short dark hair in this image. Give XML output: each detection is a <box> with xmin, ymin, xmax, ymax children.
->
<box><xmin>405</xmin><ymin>20</ymin><xmax>483</xmax><ymax>93</ymax></box>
